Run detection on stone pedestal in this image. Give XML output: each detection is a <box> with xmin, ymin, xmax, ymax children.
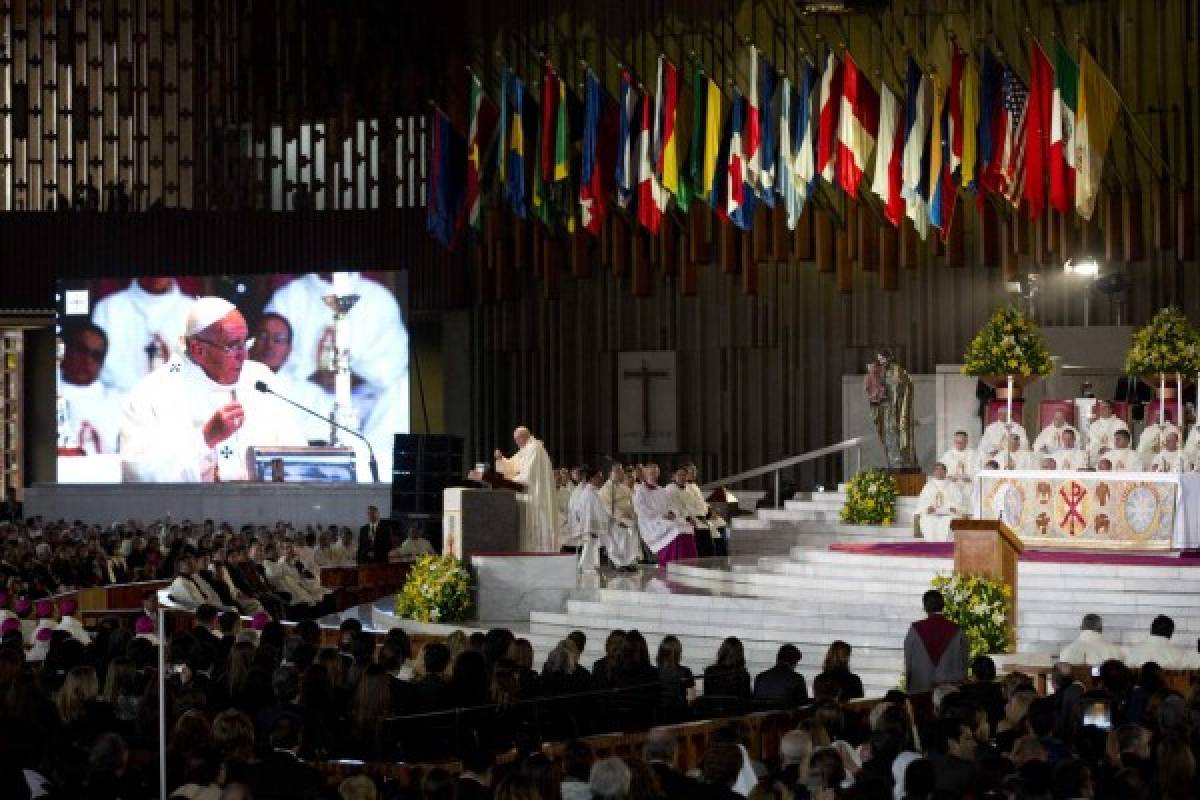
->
<box><xmin>470</xmin><ymin>553</ymin><xmax>577</xmax><ymax>624</ymax></box>
<box><xmin>442</xmin><ymin>488</ymin><xmax>519</xmax><ymax>558</ymax></box>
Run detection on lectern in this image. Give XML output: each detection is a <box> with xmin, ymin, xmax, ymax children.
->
<box><xmin>950</xmin><ymin>519</ymin><xmax>1024</xmax><ymax>641</ymax></box>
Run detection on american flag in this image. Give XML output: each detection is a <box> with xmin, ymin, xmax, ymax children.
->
<box><xmin>998</xmin><ymin>67</ymin><xmax>1029</xmax><ymax>207</ymax></box>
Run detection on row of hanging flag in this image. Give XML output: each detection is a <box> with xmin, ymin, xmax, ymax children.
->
<box><xmin>427</xmin><ymin>37</ymin><xmax>1123</xmax><ymax>253</ymax></box>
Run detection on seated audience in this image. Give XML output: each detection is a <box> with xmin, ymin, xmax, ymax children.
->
<box><xmin>752</xmin><ymin>643</ymin><xmax>809</xmax><ymax>708</ymax></box>
<box><xmin>812</xmin><ymin>640</ymin><xmax>864</xmax><ymax>702</ymax></box>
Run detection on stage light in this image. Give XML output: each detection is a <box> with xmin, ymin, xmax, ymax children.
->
<box><xmin>1004</xmin><ymin>281</ymin><xmax>1023</xmax><ymax>293</ymax></box>
<box><xmin>1064</xmin><ymin>256</ymin><xmax>1100</xmax><ymax>277</ymax></box>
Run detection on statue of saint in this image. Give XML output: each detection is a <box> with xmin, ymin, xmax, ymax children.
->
<box><xmin>864</xmin><ymin>348</ymin><xmax>917</xmax><ymax>469</ymax></box>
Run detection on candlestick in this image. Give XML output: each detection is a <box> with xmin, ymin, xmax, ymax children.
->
<box><xmin>1160</xmin><ymin>374</ymin><xmax>1166</xmax><ymax>426</ymax></box>
<box><xmin>1177</xmin><ymin>373</ymin><xmax>1183</xmax><ymax>430</ymax></box>
<box><xmin>1006</xmin><ymin>375</ymin><xmax>1014</xmax><ymax>428</ymax></box>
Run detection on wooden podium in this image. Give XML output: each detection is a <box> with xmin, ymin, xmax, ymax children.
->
<box><xmin>950</xmin><ymin>519</ymin><xmax>1024</xmax><ymax>642</ymax></box>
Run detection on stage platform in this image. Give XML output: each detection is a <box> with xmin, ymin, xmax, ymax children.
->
<box><xmin>25</xmin><ymin>482</ymin><xmax>392</xmax><ymax>527</ymax></box>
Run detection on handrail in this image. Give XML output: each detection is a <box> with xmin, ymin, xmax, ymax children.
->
<box><xmin>701</xmin><ymin>414</ymin><xmax>934</xmax><ymax>505</ymax></box>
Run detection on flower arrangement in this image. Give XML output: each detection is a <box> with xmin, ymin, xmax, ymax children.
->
<box><xmin>930</xmin><ymin>572</ymin><xmax>1013</xmax><ymax>659</ymax></box>
<box><xmin>394</xmin><ymin>555</ymin><xmax>473</xmax><ymax>624</ymax></box>
<box><xmin>960</xmin><ymin>306</ymin><xmax>1053</xmax><ymax>378</ymax></box>
<box><xmin>1122</xmin><ymin>307</ymin><xmax>1200</xmax><ymax>378</ymax></box>
<box><xmin>840</xmin><ymin>469</ymin><xmax>897</xmax><ymax>525</ymax></box>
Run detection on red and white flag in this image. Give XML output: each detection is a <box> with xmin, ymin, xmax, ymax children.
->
<box><xmin>870</xmin><ymin>83</ymin><xmax>906</xmax><ymax>227</ymax></box>
<box><xmin>834</xmin><ymin>51</ymin><xmax>880</xmax><ymax>198</ymax></box>
<box><xmin>744</xmin><ymin>44</ymin><xmax>762</xmax><ymax>192</ymax></box>
<box><xmin>816</xmin><ymin>49</ymin><xmax>843</xmax><ymax>184</ymax></box>
<box><xmin>636</xmin><ymin>88</ymin><xmax>666</xmax><ymax>234</ymax></box>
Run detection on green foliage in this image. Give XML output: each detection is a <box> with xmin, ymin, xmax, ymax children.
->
<box><xmin>394</xmin><ymin>555</ymin><xmax>473</xmax><ymax>624</ymax></box>
<box><xmin>841</xmin><ymin>469</ymin><xmax>898</xmax><ymax>526</ymax></box>
<box><xmin>930</xmin><ymin>572</ymin><xmax>1013</xmax><ymax>659</ymax></box>
<box><xmin>961</xmin><ymin>305</ymin><xmax>1053</xmax><ymax>378</ymax></box>
<box><xmin>1123</xmin><ymin>307</ymin><xmax>1200</xmax><ymax>377</ymax></box>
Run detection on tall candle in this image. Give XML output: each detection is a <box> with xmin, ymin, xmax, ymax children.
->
<box><xmin>1160</xmin><ymin>374</ymin><xmax>1166</xmax><ymax>425</ymax></box>
<box><xmin>1178</xmin><ymin>374</ymin><xmax>1183</xmax><ymax>429</ymax></box>
<box><xmin>1006</xmin><ymin>375</ymin><xmax>1014</xmax><ymax>428</ymax></box>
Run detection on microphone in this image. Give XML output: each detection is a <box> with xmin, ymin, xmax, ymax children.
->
<box><xmin>254</xmin><ymin>380</ymin><xmax>380</xmax><ymax>483</ymax></box>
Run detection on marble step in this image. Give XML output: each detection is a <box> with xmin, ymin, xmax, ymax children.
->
<box><xmin>759</xmin><ymin>508</ymin><xmax>918</xmax><ymax>525</ymax></box>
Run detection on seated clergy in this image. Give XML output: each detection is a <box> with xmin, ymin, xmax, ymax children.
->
<box><xmin>1033</xmin><ymin>409</ymin><xmax>1079</xmax><ymax>455</ymax></box>
<box><xmin>1136</xmin><ymin>419</ymin><xmax>1182</xmax><ymax>467</ymax></box>
<box><xmin>1105</xmin><ymin>430</ymin><xmax>1143</xmax><ymax>472</ymax></box>
<box><xmin>664</xmin><ymin>465</ymin><xmax>727</xmax><ymax>559</ymax></box>
<box><xmin>914</xmin><ymin>463</ymin><xmax>965</xmax><ymax>542</ymax></box>
<box><xmin>1054</xmin><ymin>429</ymin><xmax>1089</xmax><ymax>470</ymax></box>
<box><xmin>940</xmin><ymin>431</ymin><xmax>978</xmax><ymax>507</ymax></box>
<box><xmin>1085</xmin><ymin>400</ymin><xmax>1130</xmax><ymax>463</ymax></box>
<box><xmin>594</xmin><ymin>462</ymin><xmax>642</xmax><ymax>570</ymax></box>
<box><xmin>1124</xmin><ymin>615</ymin><xmax>1200</xmax><ymax>669</ymax></box>
<box><xmin>1149</xmin><ymin>431</ymin><xmax>1192</xmax><ymax>473</ymax></box>
<box><xmin>1037</xmin><ymin>456</ymin><xmax>1058</xmax><ymax>471</ymax></box>
<box><xmin>1058</xmin><ymin>614</ymin><xmax>1124</xmax><ymax>666</ymax></box>
<box><xmin>997</xmin><ymin>434</ymin><xmax>1034</xmax><ymax>470</ymax></box>
<box><xmin>979</xmin><ymin>409</ymin><xmax>1029</xmax><ymax>459</ymax></box>
<box><xmin>632</xmin><ymin>463</ymin><xmax>698</xmax><ymax>568</ymax></box>
<box><xmin>1186</xmin><ymin>421</ymin><xmax>1200</xmax><ymax>465</ymax></box>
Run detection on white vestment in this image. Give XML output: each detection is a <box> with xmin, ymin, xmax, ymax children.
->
<box><xmin>119</xmin><ymin>356</ymin><xmax>306</xmax><ymax>482</ymax></box>
<box><xmin>683</xmin><ymin>482</ymin><xmax>727</xmax><ymax>530</ymax></box>
<box><xmin>556</xmin><ymin>484</ymin><xmax>576</xmax><ymax>541</ymax></box>
<box><xmin>979</xmin><ymin>421</ymin><xmax>1029</xmax><ymax>457</ymax></box>
<box><xmin>1085</xmin><ymin>416</ymin><xmax>1130</xmax><ymax>461</ymax></box>
<box><xmin>1033</xmin><ymin>424</ymin><xmax>1079</xmax><ymax>454</ymax></box>
<box><xmin>265</xmin><ymin>273</ymin><xmax>408</xmax><ymax>476</ymax></box>
<box><xmin>1137</xmin><ymin>421</ymin><xmax>1182</xmax><ymax>464</ymax></box>
<box><xmin>1058</xmin><ymin>630</ymin><xmax>1124</xmax><ymax>666</ymax></box>
<box><xmin>997</xmin><ymin>449</ymin><xmax>1035</xmax><ymax>470</ymax></box>
<box><xmin>1124</xmin><ymin>634</ymin><xmax>1200</xmax><ymax>669</ymax></box>
<box><xmin>58</xmin><ymin>372</ymin><xmax>125</xmax><ymax>454</ymax></box>
<box><xmin>914</xmin><ymin>478</ymin><xmax>963</xmax><ymax>542</ymax></box>
<box><xmin>1054</xmin><ymin>449</ymin><xmax>1090</xmax><ymax>471</ymax></box>
<box><xmin>55</xmin><ymin>615</ymin><xmax>92</xmax><ymax>644</ymax></box>
<box><xmin>1150</xmin><ymin>449</ymin><xmax>1191</xmax><ymax>474</ymax></box>
<box><xmin>496</xmin><ymin>436</ymin><xmax>558</xmax><ymax>552</ymax></box>
<box><xmin>1106</xmin><ymin>447</ymin><xmax>1143</xmax><ymax>472</ymax></box>
<box><xmin>92</xmin><ymin>280</ymin><xmax>196</xmax><ymax>393</ymax></box>
<box><xmin>568</xmin><ymin>483</ymin><xmax>617</xmax><ymax>571</ymax></box>
<box><xmin>598</xmin><ymin>479</ymin><xmax>641</xmax><ymax>567</ymax></box>
<box><xmin>940</xmin><ymin>446</ymin><xmax>978</xmax><ymax>507</ymax></box>
<box><xmin>1185</xmin><ymin>425</ymin><xmax>1200</xmax><ymax>462</ymax></box>
<box><xmin>633</xmin><ymin>483</ymin><xmax>693</xmax><ymax>553</ymax></box>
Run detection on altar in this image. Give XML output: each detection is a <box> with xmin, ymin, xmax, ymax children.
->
<box><xmin>976</xmin><ymin>470</ymin><xmax>1200</xmax><ymax>551</ymax></box>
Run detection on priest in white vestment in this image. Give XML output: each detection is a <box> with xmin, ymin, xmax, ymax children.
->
<box><xmin>1085</xmin><ymin>400</ymin><xmax>1130</xmax><ymax>463</ymax></box>
<box><xmin>940</xmin><ymin>431</ymin><xmax>978</xmax><ymax>509</ymax></box>
<box><xmin>1149</xmin><ymin>432</ymin><xmax>1192</xmax><ymax>473</ymax></box>
<box><xmin>568</xmin><ymin>468</ymin><xmax>637</xmax><ymax>573</ymax></box>
<box><xmin>914</xmin><ymin>463</ymin><xmax>964</xmax><ymax>542</ymax></box>
<box><xmin>997</xmin><ymin>434</ymin><xmax>1034</xmax><ymax>470</ymax></box>
<box><xmin>664</xmin><ymin>465</ymin><xmax>728</xmax><ymax>559</ymax></box>
<box><xmin>119</xmin><ymin>297</ymin><xmax>307</xmax><ymax>482</ymax></box>
<box><xmin>1185</xmin><ymin>423</ymin><xmax>1200</xmax><ymax>466</ymax></box>
<box><xmin>265</xmin><ymin>272</ymin><xmax>408</xmax><ymax>477</ymax></box>
<box><xmin>598</xmin><ymin>462</ymin><xmax>642</xmax><ymax>568</ymax></box>
<box><xmin>1138</xmin><ymin>419</ymin><xmax>1183</xmax><ymax>467</ymax></box>
<box><xmin>92</xmin><ymin>277</ymin><xmax>196</xmax><ymax>393</ymax></box>
<box><xmin>1033</xmin><ymin>409</ymin><xmax>1079</xmax><ymax>454</ymax></box>
<box><xmin>979</xmin><ymin>411</ymin><xmax>1029</xmax><ymax>459</ymax></box>
<box><xmin>57</xmin><ymin>321</ymin><xmax>124</xmax><ymax>454</ymax></box>
<box><xmin>554</xmin><ymin>468</ymin><xmax>575</xmax><ymax>544</ymax></box>
<box><xmin>494</xmin><ymin>426</ymin><xmax>559</xmax><ymax>552</ymax></box>
<box><xmin>1053</xmin><ymin>430</ymin><xmax>1089</xmax><ymax>471</ymax></box>
<box><xmin>1105</xmin><ymin>430</ymin><xmax>1142</xmax><ymax>472</ymax></box>
<box><xmin>632</xmin><ymin>464</ymin><xmax>698</xmax><ymax>567</ymax></box>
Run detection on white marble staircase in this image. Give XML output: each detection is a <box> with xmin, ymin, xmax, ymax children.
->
<box><xmin>729</xmin><ymin>487</ymin><xmax>919</xmax><ymax>555</ymax></box>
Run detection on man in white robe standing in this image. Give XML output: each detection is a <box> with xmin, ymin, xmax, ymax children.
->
<box><xmin>914</xmin><ymin>463</ymin><xmax>965</xmax><ymax>542</ymax></box>
<box><xmin>1033</xmin><ymin>409</ymin><xmax>1079</xmax><ymax>455</ymax></box>
<box><xmin>494</xmin><ymin>426</ymin><xmax>559</xmax><ymax>553</ymax></box>
<box><xmin>940</xmin><ymin>431</ymin><xmax>978</xmax><ymax>511</ymax></box>
<box><xmin>92</xmin><ymin>277</ymin><xmax>196</xmax><ymax>393</ymax></box>
<box><xmin>598</xmin><ymin>461</ymin><xmax>642</xmax><ymax>568</ymax></box>
<box><xmin>1085</xmin><ymin>400</ymin><xmax>1129</xmax><ymax>464</ymax></box>
<box><xmin>57</xmin><ymin>321</ymin><xmax>123</xmax><ymax>454</ymax></box>
<box><xmin>979</xmin><ymin>410</ymin><xmax>1029</xmax><ymax>460</ymax></box>
<box><xmin>119</xmin><ymin>296</ymin><xmax>306</xmax><ymax>482</ymax></box>
<box><xmin>265</xmin><ymin>272</ymin><xmax>408</xmax><ymax>477</ymax></box>
<box><xmin>633</xmin><ymin>464</ymin><xmax>698</xmax><ymax>568</ymax></box>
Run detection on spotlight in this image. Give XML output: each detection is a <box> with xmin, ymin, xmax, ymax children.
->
<box><xmin>1064</xmin><ymin>257</ymin><xmax>1100</xmax><ymax>277</ymax></box>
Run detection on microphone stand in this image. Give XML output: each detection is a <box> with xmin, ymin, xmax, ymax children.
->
<box><xmin>255</xmin><ymin>381</ymin><xmax>380</xmax><ymax>482</ymax></box>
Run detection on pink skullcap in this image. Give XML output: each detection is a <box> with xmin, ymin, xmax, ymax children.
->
<box><xmin>0</xmin><ymin>618</ymin><xmax>17</xmax><ymax>635</ymax></box>
<box><xmin>59</xmin><ymin>597</ymin><xmax>77</xmax><ymax>616</ymax></box>
<box><xmin>135</xmin><ymin>615</ymin><xmax>155</xmax><ymax>635</ymax></box>
<box><xmin>35</xmin><ymin>599</ymin><xmax>53</xmax><ymax>618</ymax></box>
<box><xmin>250</xmin><ymin>611</ymin><xmax>270</xmax><ymax>631</ymax></box>
<box><xmin>14</xmin><ymin>597</ymin><xmax>31</xmax><ymax>615</ymax></box>
<box><xmin>35</xmin><ymin>626</ymin><xmax>53</xmax><ymax>642</ymax></box>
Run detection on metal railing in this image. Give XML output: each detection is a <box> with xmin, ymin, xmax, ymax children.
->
<box><xmin>701</xmin><ymin>415</ymin><xmax>934</xmax><ymax>506</ymax></box>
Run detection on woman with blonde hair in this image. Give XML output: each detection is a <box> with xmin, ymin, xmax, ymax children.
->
<box><xmin>812</xmin><ymin>640</ymin><xmax>864</xmax><ymax>702</ymax></box>
<box><xmin>56</xmin><ymin>664</ymin><xmax>99</xmax><ymax>727</ymax></box>
<box><xmin>348</xmin><ymin>664</ymin><xmax>392</xmax><ymax>759</ymax></box>
<box><xmin>996</xmin><ymin>689</ymin><xmax>1036</xmax><ymax>754</ymax></box>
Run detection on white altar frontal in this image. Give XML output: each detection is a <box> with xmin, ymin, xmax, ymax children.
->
<box><xmin>976</xmin><ymin>470</ymin><xmax>1200</xmax><ymax>551</ymax></box>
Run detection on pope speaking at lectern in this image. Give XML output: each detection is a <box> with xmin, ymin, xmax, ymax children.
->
<box><xmin>119</xmin><ymin>296</ymin><xmax>305</xmax><ymax>482</ymax></box>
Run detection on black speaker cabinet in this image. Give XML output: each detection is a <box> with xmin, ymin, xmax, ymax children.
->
<box><xmin>391</xmin><ymin>434</ymin><xmax>464</xmax><ymax>515</ymax></box>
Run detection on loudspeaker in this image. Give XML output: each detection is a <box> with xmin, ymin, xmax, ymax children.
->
<box><xmin>391</xmin><ymin>434</ymin><xmax>464</xmax><ymax>515</ymax></box>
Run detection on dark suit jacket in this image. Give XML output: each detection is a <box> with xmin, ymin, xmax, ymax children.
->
<box><xmin>650</xmin><ymin>762</ymin><xmax>703</xmax><ymax>798</ymax></box>
<box><xmin>753</xmin><ymin>664</ymin><xmax>810</xmax><ymax>707</ymax></box>
<box><xmin>357</xmin><ymin>520</ymin><xmax>394</xmax><ymax>563</ymax></box>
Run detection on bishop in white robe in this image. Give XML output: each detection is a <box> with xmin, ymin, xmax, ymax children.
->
<box><xmin>92</xmin><ymin>277</ymin><xmax>196</xmax><ymax>393</ymax></box>
<box><xmin>979</xmin><ymin>412</ymin><xmax>1029</xmax><ymax>459</ymax></box>
<box><xmin>265</xmin><ymin>272</ymin><xmax>408</xmax><ymax>476</ymax></box>
<box><xmin>119</xmin><ymin>298</ymin><xmax>307</xmax><ymax>482</ymax></box>
<box><xmin>940</xmin><ymin>431</ymin><xmax>979</xmax><ymax>509</ymax></box>
<box><xmin>1085</xmin><ymin>401</ymin><xmax>1130</xmax><ymax>463</ymax></box>
<box><xmin>495</xmin><ymin>426</ymin><xmax>559</xmax><ymax>553</ymax></box>
<box><xmin>1033</xmin><ymin>410</ymin><xmax>1079</xmax><ymax>454</ymax></box>
<box><xmin>914</xmin><ymin>464</ymin><xmax>965</xmax><ymax>542</ymax></box>
<box><xmin>633</xmin><ymin>465</ymin><xmax>697</xmax><ymax>567</ymax></box>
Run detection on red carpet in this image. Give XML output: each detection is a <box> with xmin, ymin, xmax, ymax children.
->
<box><xmin>828</xmin><ymin>541</ymin><xmax>1200</xmax><ymax>567</ymax></box>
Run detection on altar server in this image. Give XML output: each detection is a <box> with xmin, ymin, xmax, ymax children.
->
<box><xmin>633</xmin><ymin>464</ymin><xmax>698</xmax><ymax>568</ymax></box>
<box><xmin>119</xmin><ymin>297</ymin><xmax>306</xmax><ymax>482</ymax></box>
<box><xmin>494</xmin><ymin>426</ymin><xmax>559</xmax><ymax>552</ymax></box>
<box><xmin>914</xmin><ymin>463</ymin><xmax>965</xmax><ymax>542</ymax></box>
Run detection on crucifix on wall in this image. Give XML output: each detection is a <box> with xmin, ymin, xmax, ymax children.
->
<box><xmin>617</xmin><ymin>351</ymin><xmax>678</xmax><ymax>453</ymax></box>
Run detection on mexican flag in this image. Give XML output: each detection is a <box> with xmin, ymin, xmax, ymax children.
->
<box><xmin>1050</xmin><ymin>40</ymin><xmax>1078</xmax><ymax>214</ymax></box>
